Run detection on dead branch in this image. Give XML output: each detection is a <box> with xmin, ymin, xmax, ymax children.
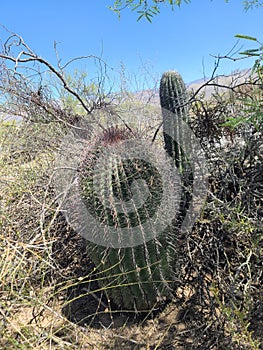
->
<box><xmin>0</xmin><ymin>30</ymin><xmax>114</xmax><ymax>129</ymax></box>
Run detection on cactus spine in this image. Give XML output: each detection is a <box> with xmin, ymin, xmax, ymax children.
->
<box><xmin>79</xmin><ymin>127</ymin><xmax>178</xmax><ymax>311</ymax></box>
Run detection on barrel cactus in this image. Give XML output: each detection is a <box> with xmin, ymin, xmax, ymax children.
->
<box><xmin>78</xmin><ymin>126</ymin><xmax>179</xmax><ymax>311</ymax></box>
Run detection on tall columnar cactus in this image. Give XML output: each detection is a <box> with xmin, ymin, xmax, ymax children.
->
<box><xmin>160</xmin><ymin>71</ymin><xmax>193</xmax><ymax>219</ymax></box>
<box><xmin>159</xmin><ymin>71</ymin><xmax>189</xmax><ymax>173</ymax></box>
<box><xmin>78</xmin><ymin>126</ymin><xmax>178</xmax><ymax>311</ymax></box>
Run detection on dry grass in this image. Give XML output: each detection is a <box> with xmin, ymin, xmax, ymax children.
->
<box><xmin>0</xmin><ymin>113</ymin><xmax>262</xmax><ymax>350</ymax></box>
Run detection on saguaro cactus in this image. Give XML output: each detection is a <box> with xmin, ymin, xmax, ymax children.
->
<box><xmin>160</xmin><ymin>71</ymin><xmax>193</xmax><ymax>221</ymax></box>
<box><xmin>78</xmin><ymin>126</ymin><xmax>178</xmax><ymax>311</ymax></box>
<box><xmin>159</xmin><ymin>71</ymin><xmax>189</xmax><ymax>173</ymax></box>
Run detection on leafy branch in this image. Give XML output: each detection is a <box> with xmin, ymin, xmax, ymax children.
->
<box><xmin>108</xmin><ymin>0</ymin><xmax>191</xmax><ymax>22</ymax></box>
<box><xmin>108</xmin><ymin>0</ymin><xmax>263</xmax><ymax>22</ymax></box>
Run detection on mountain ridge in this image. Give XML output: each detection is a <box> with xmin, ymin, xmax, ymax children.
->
<box><xmin>135</xmin><ymin>68</ymin><xmax>252</xmax><ymax>105</ymax></box>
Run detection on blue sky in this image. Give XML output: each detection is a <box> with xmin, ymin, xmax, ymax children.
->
<box><xmin>0</xmin><ymin>1</ymin><xmax>262</xmax><ymax>89</ymax></box>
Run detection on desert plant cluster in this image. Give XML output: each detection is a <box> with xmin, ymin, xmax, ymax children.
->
<box><xmin>0</xmin><ymin>31</ymin><xmax>262</xmax><ymax>349</ymax></box>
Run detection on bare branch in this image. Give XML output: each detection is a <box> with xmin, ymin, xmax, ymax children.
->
<box><xmin>0</xmin><ymin>31</ymin><xmax>117</xmax><ymax>130</ymax></box>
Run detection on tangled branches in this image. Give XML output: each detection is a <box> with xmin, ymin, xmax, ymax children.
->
<box><xmin>0</xmin><ymin>29</ymin><xmax>114</xmax><ymax>129</ymax></box>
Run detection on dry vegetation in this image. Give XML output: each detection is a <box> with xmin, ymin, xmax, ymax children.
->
<box><xmin>0</xmin><ymin>32</ymin><xmax>262</xmax><ymax>350</ymax></box>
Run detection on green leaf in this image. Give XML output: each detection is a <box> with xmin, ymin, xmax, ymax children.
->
<box><xmin>239</xmin><ymin>51</ymin><xmax>260</xmax><ymax>57</ymax></box>
<box><xmin>150</xmin><ymin>6</ymin><xmax>160</xmax><ymax>15</ymax></box>
<box><xmin>235</xmin><ymin>34</ymin><xmax>258</xmax><ymax>41</ymax></box>
<box><xmin>242</xmin><ymin>48</ymin><xmax>260</xmax><ymax>53</ymax></box>
<box><xmin>137</xmin><ymin>12</ymin><xmax>145</xmax><ymax>21</ymax></box>
<box><xmin>145</xmin><ymin>12</ymin><xmax>153</xmax><ymax>22</ymax></box>
<box><xmin>132</xmin><ymin>4</ymin><xmax>141</xmax><ymax>11</ymax></box>
<box><xmin>222</xmin><ymin>116</ymin><xmax>247</xmax><ymax>129</ymax></box>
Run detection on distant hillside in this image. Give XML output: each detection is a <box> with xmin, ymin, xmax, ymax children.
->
<box><xmin>187</xmin><ymin>68</ymin><xmax>252</xmax><ymax>98</ymax></box>
<box><xmin>135</xmin><ymin>68</ymin><xmax>252</xmax><ymax>106</ymax></box>
<box><xmin>1</xmin><ymin>69</ymin><xmax>253</xmax><ymax>122</ymax></box>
